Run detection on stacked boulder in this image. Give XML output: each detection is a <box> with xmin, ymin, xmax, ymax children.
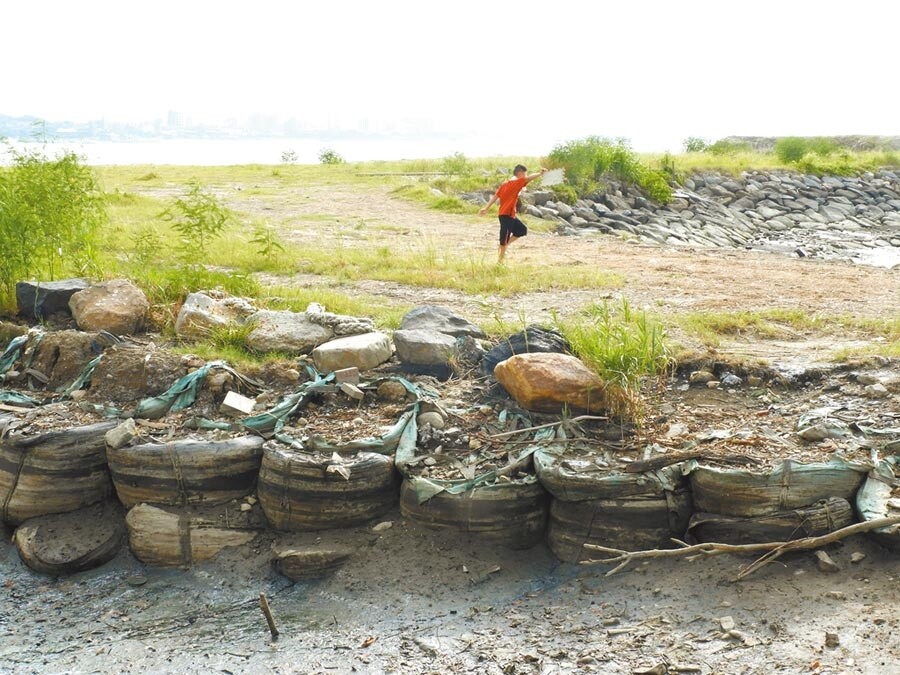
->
<box><xmin>471</xmin><ymin>169</ymin><xmax>900</xmax><ymax>266</ymax></box>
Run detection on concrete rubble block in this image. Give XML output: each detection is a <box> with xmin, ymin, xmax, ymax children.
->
<box><xmin>311</xmin><ymin>331</ymin><xmax>392</xmax><ymax>373</ymax></box>
<box><xmin>175</xmin><ymin>291</ymin><xmax>257</xmax><ymax>339</ymax></box>
<box><xmin>220</xmin><ymin>391</ymin><xmax>256</xmax><ymax>416</ymax></box>
<box><xmin>494</xmin><ymin>352</ymin><xmax>608</xmax><ymax>414</ymax></box>
<box><xmin>16</xmin><ymin>278</ymin><xmax>89</xmax><ymax>320</ymax></box>
<box><xmin>69</xmin><ymin>279</ymin><xmax>150</xmax><ymax>335</ymax></box>
<box><xmin>399</xmin><ymin>305</ymin><xmax>485</xmax><ymax>338</ymax></box>
<box><xmin>245</xmin><ymin>310</ymin><xmax>333</xmax><ymax>354</ymax></box>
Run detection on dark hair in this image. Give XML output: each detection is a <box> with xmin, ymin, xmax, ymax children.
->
<box><xmin>513</xmin><ymin>164</ymin><xmax>527</xmax><ymax>174</ymax></box>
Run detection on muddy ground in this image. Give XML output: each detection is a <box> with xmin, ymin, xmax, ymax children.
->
<box><xmin>2</xmin><ymin>181</ymin><xmax>899</xmax><ymax>674</ymax></box>
<box><xmin>3</xmin><ymin>362</ymin><xmax>900</xmax><ymax>675</ymax></box>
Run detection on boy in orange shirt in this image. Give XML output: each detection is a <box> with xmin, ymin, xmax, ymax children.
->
<box><xmin>479</xmin><ymin>164</ymin><xmax>547</xmax><ymax>262</ymax></box>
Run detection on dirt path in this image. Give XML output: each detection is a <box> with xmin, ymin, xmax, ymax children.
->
<box><xmin>232</xmin><ymin>181</ymin><xmax>898</xmax><ymax>324</ymax></box>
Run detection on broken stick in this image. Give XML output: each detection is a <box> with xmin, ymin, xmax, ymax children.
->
<box><xmin>488</xmin><ymin>415</ymin><xmax>607</xmax><ymax>440</ymax></box>
<box><xmin>259</xmin><ymin>592</ymin><xmax>279</xmax><ymax>640</ymax></box>
<box><xmin>581</xmin><ymin>515</ymin><xmax>900</xmax><ymax>579</ymax></box>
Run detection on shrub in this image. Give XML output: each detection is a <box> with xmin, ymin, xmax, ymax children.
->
<box><xmin>318</xmin><ymin>148</ymin><xmax>345</xmax><ymax>165</ymax></box>
<box><xmin>548</xmin><ymin>137</ymin><xmax>672</xmax><ymax>203</ymax></box>
<box><xmin>550</xmin><ymin>184</ymin><xmax>578</xmax><ymax>205</ymax></box>
<box><xmin>707</xmin><ymin>139</ymin><xmax>751</xmax><ymax>155</ymax></box>
<box><xmin>158</xmin><ymin>183</ymin><xmax>232</xmax><ymax>261</ymax></box>
<box><xmin>682</xmin><ymin>137</ymin><xmax>709</xmax><ymax>153</ymax></box>
<box><xmin>0</xmin><ymin>144</ymin><xmax>106</xmax><ymax>302</ymax></box>
<box><xmin>774</xmin><ymin>137</ymin><xmax>809</xmax><ymax>163</ymax></box>
<box><xmin>281</xmin><ymin>149</ymin><xmax>298</xmax><ymax>164</ymax></box>
<box><xmin>441</xmin><ymin>152</ymin><xmax>471</xmax><ymax>176</ymax></box>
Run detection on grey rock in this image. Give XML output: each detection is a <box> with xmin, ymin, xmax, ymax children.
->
<box><xmin>393</xmin><ymin>329</ymin><xmax>456</xmax><ymax>368</ymax></box>
<box><xmin>246</xmin><ymin>310</ymin><xmax>333</xmax><ymax>353</ymax></box>
<box><xmin>105</xmin><ymin>418</ymin><xmax>137</xmax><ymax>450</ymax></box>
<box><xmin>720</xmin><ymin>373</ymin><xmax>743</xmax><ymax>387</ymax></box>
<box><xmin>16</xmin><ymin>278</ymin><xmax>89</xmax><ymax>320</ymax></box>
<box><xmin>528</xmin><ymin>190</ymin><xmax>553</xmax><ymax>206</ymax></box>
<box><xmin>865</xmin><ymin>383</ymin><xmax>890</xmax><ymax>399</ymax></box>
<box><xmin>549</xmin><ymin>201</ymin><xmax>575</xmax><ymax>219</ymax></box>
<box><xmin>311</xmin><ymin>331</ymin><xmax>392</xmax><ymax>372</ymax></box>
<box><xmin>568</xmin><ymin>215</ymin><xmax>589</xmax><ymax>227</ymax></box>
<box><xmin>400</xmin><ymin>305</ymin><xmax>484</xmax><ymax>338</ymax></box>
<box><xmin>175</xmin><ymin>291</ymin><xmax>257</xmax><ymax>339</ymax></box>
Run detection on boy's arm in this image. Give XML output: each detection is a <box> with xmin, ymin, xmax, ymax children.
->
<box><xmin>524</xmin><ymin>168</ymin><xmax>548</xmax><ymax>184</ymax></box>
<box><xmin>479</xmin><ymin>194</ymin><xmax>499</xmax><ymax>215</ymax></box>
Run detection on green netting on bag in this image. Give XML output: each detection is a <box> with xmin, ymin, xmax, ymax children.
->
<box><xmin>0</xmin><ymin>335</ymin><xmax>29</xmax><ymax>377</ymax></box>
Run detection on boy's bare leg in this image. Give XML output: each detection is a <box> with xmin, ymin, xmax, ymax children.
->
<box><xmin>498</xmin><ymin>235</ymin><xmax>520</xmax><ymax>263</ymax></box>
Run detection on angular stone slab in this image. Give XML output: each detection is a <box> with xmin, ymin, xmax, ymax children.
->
<box><xmin>16</xmin><ymin>279</ymin><xmax>89</xmax><ymax>320</ymax></box>
<box><xmin>312</xmin><ymin>332</ymin><xmax>392</xmax><ymax>373</ymax></box>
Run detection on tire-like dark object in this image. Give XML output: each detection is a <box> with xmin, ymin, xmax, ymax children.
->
<box><xmin>107</xmin><ymin>435</ymin><xmax>264</xmax><ymax>508</ymax></box>
<box><xmin>0</xmin><ymin>421</ymin><xmax>117</xmax><ymax>525</ymax></box>
<box><xmin>688</xmin><ymin>496</ymin><xmax>855</xmax><ymax>545</ymax></box>
<box><xmin>14</xmin><ymin>500</ymin><xmax>125</xmax><ymax>576</ymax></box>
<box><xmin>400</xmin><ymin>478</ymin><xmax>549</xmax><ymax>549</ymax></box>
<box><xmin>482</xmin><ymin>326</ymin><xmax>570</xmax><ymax>376</ymax></box>
<box><xmin>258</xmin><ymin>444</ymin><xmax>398</xmax><ymax>531</ymax></box>
<box><xmin>690</xmin><ymin>459</ymin><xmax>867</xmax><ymax>518</ymax></box>
<box><xmin>547</xmin><ymin>492</ymin><xmax>692</xmax><ymax>562</ymax></box>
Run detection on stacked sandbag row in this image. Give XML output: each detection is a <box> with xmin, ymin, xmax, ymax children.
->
<box><xmin>685</xmin><ymin>457</ymin><xmax>868</xmax><ymax>544</ymax></box>
<box><xmin>534</xmin><ymin>447</ymin><xmax>692</xmax><ymax>562</ymax></box>
<box><xmin>1</xmin><ymin>420</ymin><xmax>125</xmax><ymax>575</ymax></box>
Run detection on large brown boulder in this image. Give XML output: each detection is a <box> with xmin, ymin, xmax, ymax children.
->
<box><xmin>494</xmin><ymin>352</ymin><xmax>607</xmax><ymax>414</ymax></box>
<box><xmin>69</xmin><ymin>280</ymin><xmax>150</xmax><ymax>335</ymax></box>
<box><xmin>88</xmin><ymin>345</ymin><xmax>185</xmax><ymax>403</ymax></box>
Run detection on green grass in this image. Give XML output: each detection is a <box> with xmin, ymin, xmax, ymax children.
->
<box><xmin>679</xmin><ymin>309</ymin><xmax>900</xmax><ymax>352</ymax></box>
<box><xmin>259</xmin><ymin>285</ymin><xmax>408</xmax><ymax>329</ymax></box>
<box><xmin>291</xmin><ymin>243</ymin><xmax>622</xmax><ymax>295</ymax></box>
<box><xmin>642</xmin><ymin>149</ymin><xmax>900</xmax><ymax>178</ymax></box>
<box><xmin>554</xmin><ymin>299</ymin><xmax>672</xmax><ymax>420</ymax></box>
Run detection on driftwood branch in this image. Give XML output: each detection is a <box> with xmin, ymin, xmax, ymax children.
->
<box><xmin>581</xmin><ymin>516</ymin><xmax>900</xmax><ymax>579</ymax></box>
<box><xmin>488</xmin><ymin>415</ymin><xmax>607</xmax><ymax>440</ymax></box>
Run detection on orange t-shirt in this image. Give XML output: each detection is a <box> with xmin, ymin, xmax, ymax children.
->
<box><xmin>495</xmin><ymin>177</ymin><xmax>527</xmax><ymax>217</ymax></box>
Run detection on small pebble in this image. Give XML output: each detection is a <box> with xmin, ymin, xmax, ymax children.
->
<box><xmin>372</xmin><ymin>521</ymin><xmax>393</xmax><ymax>532</ymax></box>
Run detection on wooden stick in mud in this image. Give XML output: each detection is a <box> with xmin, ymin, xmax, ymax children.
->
<box><xmin>581</xmin><ymin>515</ymin><xmax>900</xmax><ymax>579</ymax></box>
<box><xmin>259</xmin><ymin>592</ymin><xmax>279</xmax><ymax>640</ymax></box>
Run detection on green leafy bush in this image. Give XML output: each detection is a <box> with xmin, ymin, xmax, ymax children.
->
<box><xmin>0</xmin><ymin>144</ymin><xmax>106</xmax><ymax>304</ymax></box>
<box><xmin>441</xmin><ymin>152</ymin><xmax>471</xmax><ymax>176</ymax></box>
<box><xmin>776</xmin><ymin>136</ymin><xmax>840</xmax><ymax>164</ymax></box>
<box><xmin>682</xmin><ymin>137</ymin><xmax>709</xmax><ymax>153</ymax></box>
<box><xmin>547</xmin><ymin>137</ymin><xmax>672</xmax><ymax>203</ymax></box>
<box><xmin>318</xmin><ymin>148</ymin><xmax>345</xmax><ymax>165</ymax></box>
<box><xmin>550</xmin><ymin>184</ymin><xmax>578</xmax><ymax>205</ymax></box>
<box><xmin>707</xmin><ymin>139</ymin><xmax>751</xmax><ymax>155</ymax></box>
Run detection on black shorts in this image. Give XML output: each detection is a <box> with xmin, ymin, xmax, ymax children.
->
<box><xmin>499</xmin><ymin>215</ymin><xmax>527</xmax><ymax>245</ymax></box>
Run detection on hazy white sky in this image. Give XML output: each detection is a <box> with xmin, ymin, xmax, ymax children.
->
<box><xmin>3</xmin><ymin>0</ymin><xmax>898</xmax><ymax>152</ymax></box>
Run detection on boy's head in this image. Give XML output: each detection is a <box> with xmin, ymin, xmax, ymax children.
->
<box><xmin>513</xmin><ymin>164</ymin><xmax>527</xmax><ymax>177</ymax></box>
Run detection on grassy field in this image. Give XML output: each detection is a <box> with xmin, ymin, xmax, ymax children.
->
<box><xmin>3</xmin><ymin>146</ymin><xmax>897</xmax><ymax>385</ymax></box>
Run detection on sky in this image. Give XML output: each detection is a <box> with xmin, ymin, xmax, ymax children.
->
<box><xmin>2</xmin><ymin>0</ymin><xmax>899</xmax><ymax>154</ymax></box>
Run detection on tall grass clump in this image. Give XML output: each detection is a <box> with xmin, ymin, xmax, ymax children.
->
<box><xmin>547</xmin><ymin>137</ymin><xmax>672</xmax><ymax>203</ymax></box>
<box><xmin>555</xmin><ymin>299</ymin><xmax>672</xmax><ymax>420</ymax></box>
<box><xmin>0</xmin><ymin>143</ymin><xmax>106</xmax><ymax>309</ymax></box>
